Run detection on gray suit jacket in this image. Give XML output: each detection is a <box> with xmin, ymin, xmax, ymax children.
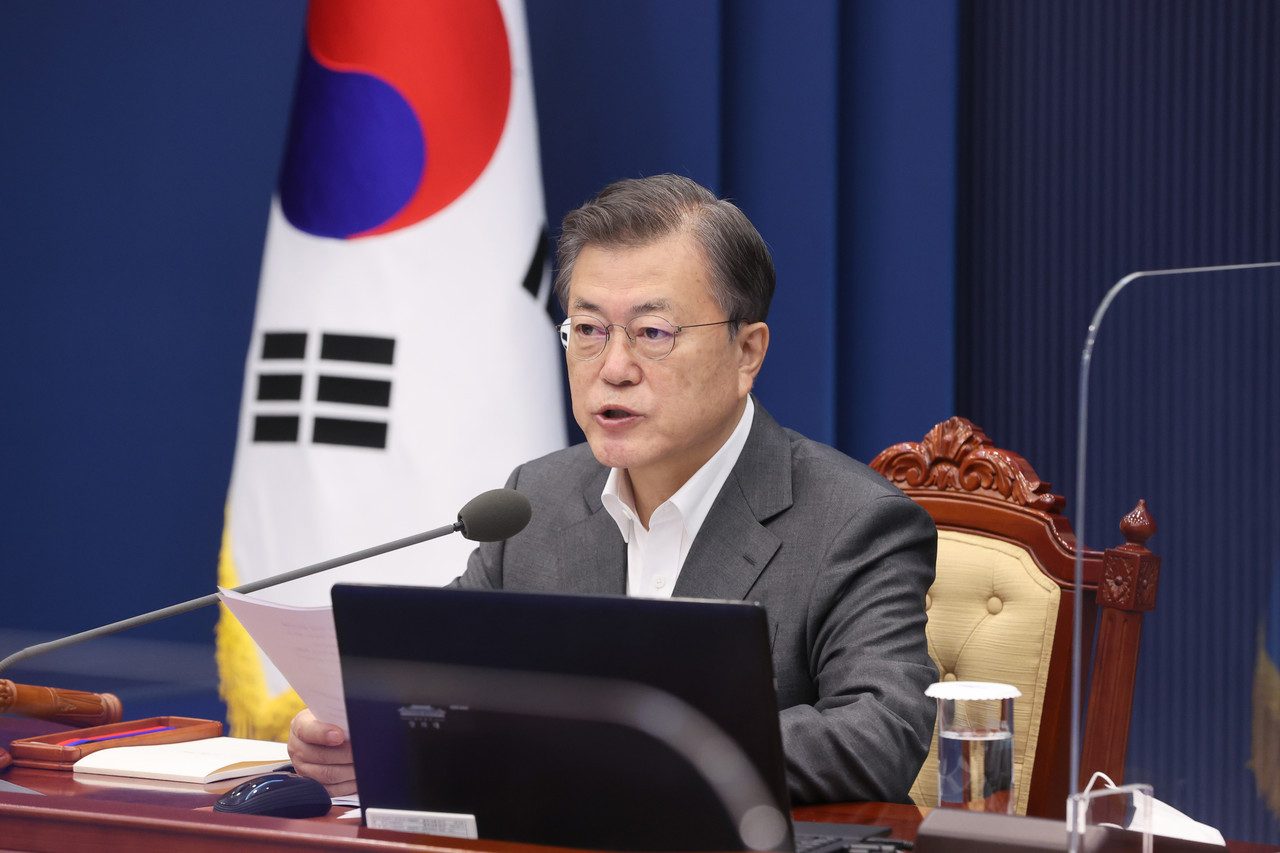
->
<box><xmin>454</xmin><ymin>403</ymin><xmax>938</xmax><ymax>805</ymax></box>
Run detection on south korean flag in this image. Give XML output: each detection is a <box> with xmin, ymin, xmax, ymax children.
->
<box><xmin>216</xmin><ymin>0</ymin><xmax>565</xmax><ymax>739</ymax></box>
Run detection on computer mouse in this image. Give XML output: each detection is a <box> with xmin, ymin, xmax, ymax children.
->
<box><xmin>213</xmin><ymin>772</ymin><xmax>333</xmax><ymax>819</ymax></box>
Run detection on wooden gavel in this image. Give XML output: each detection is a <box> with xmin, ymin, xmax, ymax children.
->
<box><xmin>0</xmin><ymin>680</ymin><xmax>121</xmax><ymax>771</ymax></box>
<box><xmin>0</xmin><ymin>679</ymin><xmax>122</xmax><ymax>727</ymax></box>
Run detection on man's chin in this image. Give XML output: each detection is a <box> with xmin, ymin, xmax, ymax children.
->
<box><xmin>588</xmin><ymin>445</ymin><xmax>628</xmax><ymax>470</ymax></box>
<box><xmin>585</xmin><ymin>435</ymin><xmax>641</xmax><ymax>471</ymax></box>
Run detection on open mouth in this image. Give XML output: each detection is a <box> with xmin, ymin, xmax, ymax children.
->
<box><xmin>600</xmin><ymin>407</ymin><xmax>636</xmax><ymax>420</ymax></box>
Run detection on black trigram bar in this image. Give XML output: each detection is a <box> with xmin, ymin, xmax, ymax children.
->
<box><xmin>253</xmin><ymin>415</ymin><xmax>300</xmax><ymax>442</ymax></box>
<box><xmin>316</xmin><ymin>375</ymin><xmax>391</xmax><ymax>407</ymax></box>
<box><xmin>262</xmin><ymin>332</ymin><xmax>307</xmax><ymax>359</ymax></box>
<box><xmin>523</xmin><ymin>227</ymin><xmax>549</xmax><ymax>299</ymax></box>
<box><xmin>321</xmin><ymin>334</ymin><xmax>395</xmax><ymax>365</ymax></box>
<box><xmin>256</xmin><ymin>374</ymin><xmax>304</xmax><ymax>401</ymax></box>
<box><xmin>313</xmin><ymin>416</ymin><xmax>388</xmax><ymax>449</ymax></box>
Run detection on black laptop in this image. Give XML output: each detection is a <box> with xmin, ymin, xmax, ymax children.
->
<box><xmin>331</xmin><ymin>584</ymin><xmax>890</xmax><ymax>852</ymax></box>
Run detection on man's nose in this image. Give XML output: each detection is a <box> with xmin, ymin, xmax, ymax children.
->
<box><xmin>597</xmin><ymin>329</ymin><xmax>641</xmax><ymax>382</ymax></box>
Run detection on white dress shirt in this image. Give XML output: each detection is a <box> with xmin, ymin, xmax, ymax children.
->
<box><xmin>600</xmin><ymin>397</ymin><xmax>756</xmax><ymax>598</ymax></box>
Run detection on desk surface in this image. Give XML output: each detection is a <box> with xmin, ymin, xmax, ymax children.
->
<box><xmin>2</xmin><ymin>716</ymin><xmax>1272</xmax><ymax>853</ymax></box>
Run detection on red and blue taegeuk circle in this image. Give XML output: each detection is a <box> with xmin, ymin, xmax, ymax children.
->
<box><xmin>279</xmin><ymin>0</ymin><xmax>512</xmax><ymax>239</ymax></box>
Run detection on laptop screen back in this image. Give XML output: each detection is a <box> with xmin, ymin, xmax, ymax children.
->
<box><xmin>331</xmin><ymin>585</ymin><xmax>794</xmax><ymax>851</ymax></box>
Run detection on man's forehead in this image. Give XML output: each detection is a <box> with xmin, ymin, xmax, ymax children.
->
<box><xmin>566</xmin><ymin>233</ymin><xmax>712</xmax><ymax>314</ymax></box>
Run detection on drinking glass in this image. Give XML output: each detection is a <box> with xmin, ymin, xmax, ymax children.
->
<box><xmin>927</xmin><ymin>681</ymin><xmax>1020</xmax><ymax>813</ymax></box>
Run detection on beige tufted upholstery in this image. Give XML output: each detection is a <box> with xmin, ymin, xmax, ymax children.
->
<box><xmin>910</xmin><ymin>532</ymin><xmax>1061</xmax><ymax>815</ymax></box>
<box><xmin>872</xmin><ymin>417</ymin><xmax>1160</xmax><ymax>819</ymax></box>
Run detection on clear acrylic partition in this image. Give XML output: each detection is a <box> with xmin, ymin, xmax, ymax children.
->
<box><xmin>1069</xmin><ymin>780</ymin><xmax>1154</xmax><ymax>853</ymax></box>
<box><xmin>1070</xmin><ymin>263</ymin><xmax>1280</xmax><ymax>849</ymax></box>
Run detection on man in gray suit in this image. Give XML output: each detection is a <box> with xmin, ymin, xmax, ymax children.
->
<box><xmin>290</xmin><ymin>174</ymin><xmax>938</xmax><ymax>806</ymax></box>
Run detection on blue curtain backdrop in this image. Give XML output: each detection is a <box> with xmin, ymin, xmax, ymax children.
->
<box><xmin>526</xmin><ymin>2</ymin><xmax>957</xmax><ymax>458</ymax></box>
<box><xmin>2</xmin><ymin>0</ymin><xmax>1277</xmax><ymax>845</ymax></box>
<box><xmin>0</xmin><ymin>0</ymin><xmax>957</xmax><ymax>643</ymax></box>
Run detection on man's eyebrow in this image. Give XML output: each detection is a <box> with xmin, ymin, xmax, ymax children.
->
<box><xmin>631</xmin><ymin>299</ymin><xmax>673</xmax><ymax>315</ymax></box>
<box><xmin>569</xmin><ymin>297</ymin><xmax>674</xmax><ymax>316</ymax></box>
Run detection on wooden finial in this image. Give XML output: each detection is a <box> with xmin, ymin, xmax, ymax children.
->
<box><xmin>1120</xmin><ymin>499</ymin><xmax>1156</xmax><ymax>548</ymax></box>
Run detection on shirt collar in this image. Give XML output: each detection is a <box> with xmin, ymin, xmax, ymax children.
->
<box><xmin>601</xmin><ymin>396</ymin><xmax>755</xmax><ymax>542</ymax></box>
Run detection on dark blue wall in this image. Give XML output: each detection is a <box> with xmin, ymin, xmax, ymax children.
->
<box><xmin>956</xmin><ymin>1</ymin><xmax>1280</xmax><ymax>842</ymax></box>
<box><xmin>0</xmin><ymin>0</ymin><xmax>305</xmax><ymax>640</ymax></box>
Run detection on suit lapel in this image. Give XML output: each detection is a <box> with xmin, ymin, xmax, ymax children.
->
<box><xmin>555</xmin><ymin>468</ymin><xmax>627</xmax><ymax>595</ymax></box>
<box><xmin>670</xmin><ymin>481</ymin><xmax>781</xmax><ymax>600</ymax></box>
<box><xmin>671</xmin><ymin>402</ymin><xmax>793</xmax><ymax>601</ymax></box>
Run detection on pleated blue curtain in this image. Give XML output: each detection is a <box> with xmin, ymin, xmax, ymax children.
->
<box><xmin>527</xmin><ymin>0</ymin><xmax>958</xmax><ymax>460</ymax></box>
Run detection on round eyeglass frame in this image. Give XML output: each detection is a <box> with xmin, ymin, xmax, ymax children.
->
<box><xmin>557</xmin><ymin>314</ymin><xmax>735</xmax><ymax>361</ymax></box>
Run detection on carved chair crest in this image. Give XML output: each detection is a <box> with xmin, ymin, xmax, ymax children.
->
<box><xmin>870</xmin><ymin>416</ymin><xmax>1065</xmax><ymax>513</ymax></box>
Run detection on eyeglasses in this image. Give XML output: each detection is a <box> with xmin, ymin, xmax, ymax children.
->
<box><xmin>558</xmin><ymin>314</ymin><xmax>735</xmax><ymax>361</ymax></box>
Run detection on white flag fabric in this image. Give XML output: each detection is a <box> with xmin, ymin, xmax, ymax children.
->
<box><xmin>217</xmin><ymin>0</ymin><xmax>565</xmax><ymax>739</ymax></box>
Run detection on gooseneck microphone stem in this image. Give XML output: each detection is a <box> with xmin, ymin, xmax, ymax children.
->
<box><xmin>0</xmin><ymin>487</ymin><xmax>533</xmax><ymax>678</ymax></box>
<box><xmin>1068</xmin><ymin>260</ymin><xmax>1280</xmax><ymax>852</ymax></box>
<box><xmin>0</xmin><ymin>520</ymin><xmax>463</xmax><ymax>677</ymax></box>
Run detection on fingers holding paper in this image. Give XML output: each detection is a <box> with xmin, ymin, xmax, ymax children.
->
<box><xmin>288</xmin><ymin>709</ymin><xmax>356</xmax><ymax>796</ymax></box>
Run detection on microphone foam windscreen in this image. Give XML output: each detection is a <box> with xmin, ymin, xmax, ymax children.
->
<box><xmin>457</xmin><ymin>488</ymin><xmax>532</xmax><ymax>542</ymax></box>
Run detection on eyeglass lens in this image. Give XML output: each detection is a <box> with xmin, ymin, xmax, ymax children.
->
<box><xmin>559</xmin><ymin>315</ymin><xmax>678</xmax><ymax>360</ymax></box>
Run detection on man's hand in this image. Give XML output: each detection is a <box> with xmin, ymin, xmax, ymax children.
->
<box><xmin>287</xmin><ymin>708</ymin><xmax>356</xmax><ymax>796</ymax></box>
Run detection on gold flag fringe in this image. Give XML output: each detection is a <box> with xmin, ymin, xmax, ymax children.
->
<box><xmin>215</xmin><ymin>510</ymin><xmax>304</xmax><ymax>742</ymax></box>
<box><xmin>1251</xmin><ymin>626</ymin><xmax>1280</xmax><ymax>819</ymax></box>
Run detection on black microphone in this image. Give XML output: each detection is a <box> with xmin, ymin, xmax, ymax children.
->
<box><xmin>456</xmin><ymin>487</ymin><xmax>532</xmax><ymax>542</ymax></box>
<box><xmin>0</xmin><ymin>488</ymin><xmax>532</xmax><ymax>676</ymax></box>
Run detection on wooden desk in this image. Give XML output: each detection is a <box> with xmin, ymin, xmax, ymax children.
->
<box><xmin>3</xmin><ymin>717</ymin><xmax>1272</xmax><ymax>853</ymax></box>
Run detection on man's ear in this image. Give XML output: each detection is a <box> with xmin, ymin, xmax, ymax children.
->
<box><xmin>736</xmin><ymin>322</ymin><xmax>769</xmax><ymax>396</ymax></box>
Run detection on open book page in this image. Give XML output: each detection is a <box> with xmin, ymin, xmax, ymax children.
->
<box><xmin>217</xmin><ymin>588</ymin><xmax>348</xmax><ymax>733</ymax></box>
<box><xmin>72</xmin><ymin>737</ymin><xmax>290</xmax><ymax>784</ymax></box>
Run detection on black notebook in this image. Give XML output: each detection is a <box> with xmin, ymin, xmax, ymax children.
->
<box><xmin>331</xmin><ymin>585</ymin><xmax>890</xmax><ymax>852</ymax></box>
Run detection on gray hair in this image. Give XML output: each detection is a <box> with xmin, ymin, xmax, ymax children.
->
<box><xmin>554</xmin><ymin>174</ymin><xmax>775</xmax><ymax>330</ymax></box>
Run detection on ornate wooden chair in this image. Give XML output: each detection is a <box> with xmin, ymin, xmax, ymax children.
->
<box><xmin>870</xmin><ymin>417</ymin><xmax>1159</xmax><ymax>819</ymax></box>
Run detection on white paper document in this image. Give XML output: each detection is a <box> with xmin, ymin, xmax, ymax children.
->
<box><xmin>217</xmin><ymin>587</ymin><xmax>348</xmax><ymax>733</ymax></box>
